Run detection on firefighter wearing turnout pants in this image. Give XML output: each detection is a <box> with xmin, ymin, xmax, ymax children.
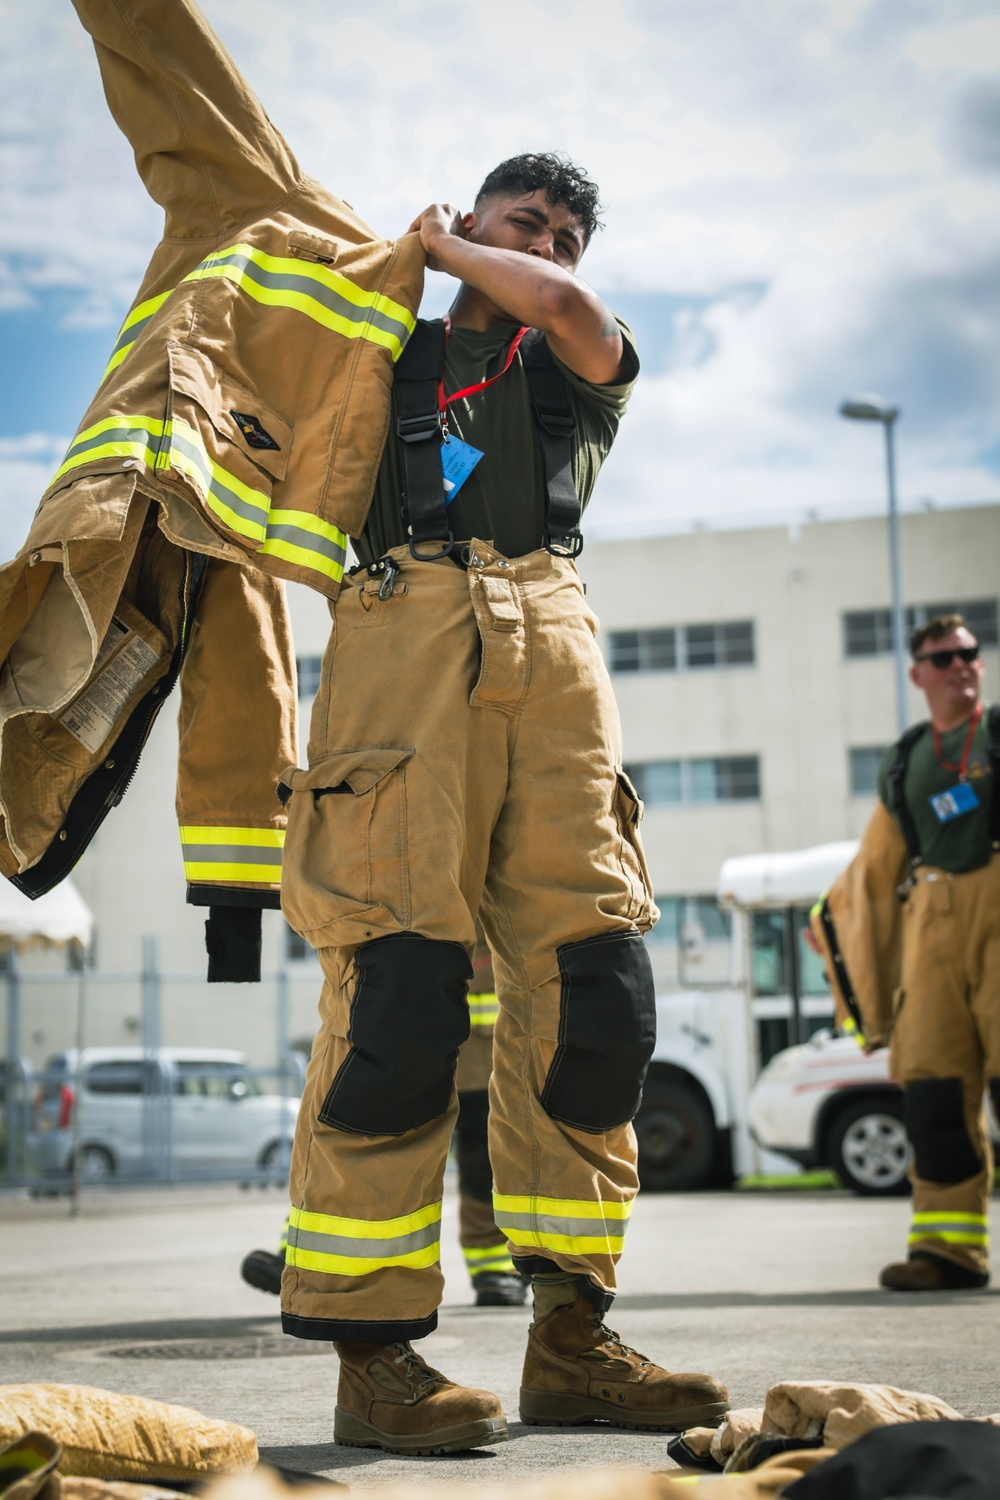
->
<box><xmin>280</xmin><ymin>159</ymin><xmax>729</xmax><ymax>1454</ymax></box>
<box><xmin>813</xmin><ymin>613</ymin><xmax>999</xmax><ymax>1292</ymax></box>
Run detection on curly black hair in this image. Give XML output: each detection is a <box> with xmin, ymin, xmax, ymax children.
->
<box><xmin>474</xmin><ymin>152</ymin><xmax>604</xmax><ymax>243</ymax></box>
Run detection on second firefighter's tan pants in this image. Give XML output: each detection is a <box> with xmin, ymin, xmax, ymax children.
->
<box><xmin>889</xmin><ymin>858</ymin><xmax>1000</xmax><ymax>1273</ymax></box>
<box><xmin>280</xmin><ymin>540</ymin><xmax>657</xmax><ymax>1342</ymax></box>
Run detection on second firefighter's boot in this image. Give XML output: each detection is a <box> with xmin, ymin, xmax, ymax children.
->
<box><xmin>240</xmin><ymin>1247</ymin><xmax>285</xmax><ymax>1296</ymax></box>
<box><xmin>880</xmin><ymin>1253</ymin><xmax>989</xmax><ymax>1291</ymax></box>
<box><xmin>334</xmin><ymin>1341</ymin><xmax>508</xmax><ymax>1455</ymax></box>
<box><xmin>519</xmin><ymin>1278</ymin><xmax>729</xmax><ymax>1431</ymax></box>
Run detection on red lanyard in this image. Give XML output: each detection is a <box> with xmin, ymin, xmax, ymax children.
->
<box><xmin>932</xmin><ymin>701</ymin><xmax>983</xmax><ymax>781</ymax></box>
<box><xmin>437</xmin><ymin>315</ymin><xmax>530</xmax><ymax>432</ymax></box>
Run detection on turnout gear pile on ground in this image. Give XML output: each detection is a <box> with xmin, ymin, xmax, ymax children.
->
<box><xmin>0</xmin><ymin>1386</ymin><xmax>256</xmax><ymax>1481</ymax></box>
<box><xmin>812</xmin><ymin>706</ymin><xmax>999</xmax><ymax>1286</ymax></box>
<box><xmin>0</xmin><ymin>0</ymin><xmax>425</xmax><ymax>973</ymax></box>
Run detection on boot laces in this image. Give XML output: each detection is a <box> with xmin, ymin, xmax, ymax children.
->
<box><xmin>389</xmin><ymin>1341</ymin><xmax>445</xmax><ymax>1391</ymax></box>
<box><xmin>597</xmin><ymin>1322</ymin><xmax>648</xmax><ymax>1367</ymax></box>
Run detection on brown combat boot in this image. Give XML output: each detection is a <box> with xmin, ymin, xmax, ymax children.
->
<box><xmin>520</xmin><ymin>1280</ymin><xmax>729</xmax><ymax>1432</ymax></box>
<box><xmin>880</xmin><ymin>1254</ymin><xmax>989</xmax><ymax>1291</ymax></box>
<box><xmin>334</xmin><ymin>1340</ymin><xmax>508</xmax><ymax>1455</ymax></box>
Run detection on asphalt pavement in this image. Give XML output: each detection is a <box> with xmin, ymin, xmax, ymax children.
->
<box><xmin>1</xmin><ymin>1180</ymin><xmax>998</xmax><ymax>1488</ymax></box>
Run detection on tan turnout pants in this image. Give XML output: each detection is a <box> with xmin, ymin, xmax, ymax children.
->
<box><xmin>890</xmin><ymin>858</ymin><xmax>1000</xmax><ymax>1274</ymax></box>
<box><xmin>280</xmin><ymin>540</ymin><xmax>656</xmax><ymax>1342</ymax></box>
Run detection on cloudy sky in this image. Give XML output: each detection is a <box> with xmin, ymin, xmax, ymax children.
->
<box><xmin>2</xmin><ymin>0</ymin><xmax>999</xmax><ymax>556</ymax></box>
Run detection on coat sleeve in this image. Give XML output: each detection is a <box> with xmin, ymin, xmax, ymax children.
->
<box><xmin>810</xmin><ymin>801</ymin><xmax>908</xmax><ymax>1049</ymax></box>
<box><xmin>175</xmin><ymin>556</ymin><xmax>297</xmax><ymax>979</ymax></box>
<box><xmin>72</xmin><ymin>0</ymin><xmax>302</xmax><ymax>240</ymax></box>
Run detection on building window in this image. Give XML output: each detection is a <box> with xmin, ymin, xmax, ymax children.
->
<box><xmin>843</xmin><ymin>599</ymin><xmax>998</xmax><ymax>658</ymax></box>
<box><xmin>626</xmin><ymin>755</ymin><xmax>761</xmax><ymax>805</ymax></box>
<box><xmin>610</xmin><ymin>621</ymin><xmax>754</xmax><ymax>673</ymax></box>
<box><xmin>296</xmin><ymin>656</ymin><xmax>323</xmax><ymax>698</ymax></box>
<box><xmin>849</xmin><ymin>746</ymin><xmax>887</xmax><ymax>796</ymax></box>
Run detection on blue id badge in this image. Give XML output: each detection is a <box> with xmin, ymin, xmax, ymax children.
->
<box><xmin>929</xmin><ymin>781</ymin><xmax>980</xmax><ymax>823</ymax></box>
<box><xmin>441</xmin><ymin>436</ymin><xmax>483</xmax><ymax>505</ymax></box>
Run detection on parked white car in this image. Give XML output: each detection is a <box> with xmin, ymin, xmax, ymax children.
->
<box><xmin>30</xmin><ymin>1047</ymin><xmax>299</xmax><ymax>1185</ymax></box>
<box><xmin>748</xmin><ymin>1031</ymin><xmax>910</xmax><ymax>1194</ymax></box>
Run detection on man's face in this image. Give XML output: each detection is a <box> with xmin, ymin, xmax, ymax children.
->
<box><xmin>463</xmin><ymin>189</ymin><xmax>586</xmax><ymax>273</ymax></box>
<box><xmin>909</xmin><ymin>625</ymin><xmax>984</xmax><ymax>721</ymax></box>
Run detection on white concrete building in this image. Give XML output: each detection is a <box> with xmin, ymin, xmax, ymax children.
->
<box><xmin>13</xmin><ymin>502</ymin><xmax>997</xmax><ymax>1066</ymax></box>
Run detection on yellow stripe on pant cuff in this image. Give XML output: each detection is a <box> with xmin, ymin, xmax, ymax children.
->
<box><xmin>286</xmin><ymin>1201</ymin><xmax>442</xmax><ymax>1278</ymax></box>
<box><xmin>909</xmin><ymin>1211</ymin><xmax>988</xmax><ymax>1246</ymax></box>
<box><xmin>493</xmin><ymin>1193</ymin><xmax>633</xmax><ymax>1256</ymax></box>
<box><xmin>463</xmin><ymin>1243</ymin><xmax>517</xmax><ymax>1274</ymax></box>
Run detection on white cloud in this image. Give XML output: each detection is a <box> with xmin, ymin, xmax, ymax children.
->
<box><xmin>0</xmin><ymin>0</ymin><xmax>998</xmax><ymax>546</ymax></box>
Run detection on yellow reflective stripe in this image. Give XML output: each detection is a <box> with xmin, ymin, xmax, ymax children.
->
<box><xmin>468</xmin><ymin>991</ymin><xmax>499</xmax><ymax>1026</ymax></box>
<box><xmin>166</xmin><ymin>416</ymin><xmax>270</xmax><ymax>542</ymax></box>
<box><xmin>910</xmin><ymin>1211</ymin><xmax>988</xmax><ymax>1245</ymax></box>
<box><xmin>180</xmin><ymin>825</ymin><xmax>284</xmax><ymax>887</ymax></box>
<box><xmin>102</xmin><ymin>290</ymin><xmax>174</xmax><ymax>381</ymax></box>
<box><xmin>286</xmin><ymin>1201</ymin><xmax>442</xmax><ymax>1277</ymax></box>
<box><xmin>291</xmin><ymin>1201</ymin><xmax>442</xmax><ymax>1238</ymax></box>
<box><xmin>463</xmin><ymin>1244</ymin><xmax>516</xmax><ymax>1272</ymax></box>
<box><xmin>259</xmin><ymin>507</ymin><xmax>348</xmax><ymax>585</ymax></box>
<box><xmin>184</xmin><ymin>243</ymin><xmax>416</xmax><ymax>360</ymax></box>
<box><xmin>278</xmin><ymin>1215</ymin><xmax>290</xmax><ymax>1254</ymax></box>
<box><xmin>49</xmin><ymin>415</ymin><xmax>167</xmax><ymax>485</ymax></box>
<box><xmin>180</xmin><ymin>826</ymin><xmax>285</xmax><ymax>845</ymax></box>
<box><xmin>493</xmin><ymin>1193</ymin><xmax>633</xmax><ymax>1255</ymax></box>
<box><xmin>494</xmin><ymin>1194</ymin><xmax>633</xmax><ymax>1221</ymax></box>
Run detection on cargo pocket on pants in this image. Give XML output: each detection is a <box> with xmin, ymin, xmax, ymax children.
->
<box><xmin>612</xmin><ymin>767</ymin><xmax>654</xmax><ymax>930</ymax></box>
<box><xmin>279</xmin><ymin>747</ymin><xmax>412</xmax><ymax>948</ymax></box>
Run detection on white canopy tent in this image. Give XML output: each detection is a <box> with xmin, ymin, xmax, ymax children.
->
<box><xmin>717</xmin><ymin>841</ymin><xmax>859</xmax><ymax>909</ymax></box>
<box><xmin>0</xmin><ymin>877</ymin><xmax>93</xmax><ymax>951</ymax></box>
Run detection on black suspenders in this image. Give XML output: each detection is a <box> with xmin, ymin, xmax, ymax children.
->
<box><xmin>394</xmin><ymin>319</ymin><xmax>583</xmax><ymax>561</ymax></box>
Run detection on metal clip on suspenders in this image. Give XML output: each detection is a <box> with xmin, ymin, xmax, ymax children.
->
<box><xmin>395</xmin><ymin>319</ymin><xmax>453</xmax><ymax>561</ymax></box>
<box><xmin>394</xmin><ymin>319</ymin><xmax>583</xmax><ymax>563</ymax></box>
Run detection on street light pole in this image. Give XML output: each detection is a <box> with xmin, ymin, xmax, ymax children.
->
<box><xmin>839</xmin><ymin>394</ymin><xmax>908</xmax><ymax>736</ymax></box>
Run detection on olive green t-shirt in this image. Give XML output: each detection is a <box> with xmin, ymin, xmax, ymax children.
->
<box><xmin>877</xmin><ymin>706</ymin><xmax>994</xmax><ymax>874</ymax></box>
<box><xmin>355</xmin><ymin>318</ymin><xmax>639</xmax><ymax>566</ymax></box>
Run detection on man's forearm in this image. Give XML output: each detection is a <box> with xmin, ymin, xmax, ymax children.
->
<box><xmin>429</xmin><ymin>234</ymin><xmax>622</xmax><ymax>383</ymax></box>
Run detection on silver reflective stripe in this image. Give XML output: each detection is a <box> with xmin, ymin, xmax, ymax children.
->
<box><xmin>181</xmin><ymin>843</ymin><xmax>283</xmax><ymax>866</ymax></box>
<box><xmin>264</xmin><ymin>521</ymin><xmax>347</xmax><ymax>566</ymax></box>
<box><xmin>497</xmin><ymin>1211</ymin><xmax>628</xmax><ymax>1238</ymax></box>
<box><xmin>168</xmin><ymin>428</ymin><xmax>267</xmax><ymax>531</ymax></box>
<box><xmin>63</xmin><ymin>424</ymin><xmax>164</xmax><ymax>461</ymax></box>
<box><xmin>287</xmin><ymin>1219</ymin><xmax>440</xmax><ymax>1260</ymax></box>
<box><xmin>204</xmin><ymin>248</ymin><xmax>413</xmax><ymax>345</ymax></box>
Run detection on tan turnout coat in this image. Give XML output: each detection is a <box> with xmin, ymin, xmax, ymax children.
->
<box><xmin>0</xmin><ymin>0</ymin><xmax>425</xmax><ymax>898</ymax></box>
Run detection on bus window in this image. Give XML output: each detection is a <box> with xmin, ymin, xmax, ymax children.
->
<box><xmin>793</xmin><ymin>908</ymin><xmax>831</xmax><ymax>997</ymax></box>
<box><xmin>751</xmin><ymin>911</ymin><xmax>787</xmax><ymax>996</ymax></box>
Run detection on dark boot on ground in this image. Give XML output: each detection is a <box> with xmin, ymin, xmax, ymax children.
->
<box><xmin>472</xmin><ymin>1270</ymin><xmax>529</xmax><ymax>1307</ymax></box>
<box><xmin>880</xmin><ymin>1253</ymin><xmax>989</xmax><ymax>1291</ymax></box>
<box><xmin>240</xmin><ymin>1247</ymin><xmax>285</xmax><ymax>1296</ymax></box>
<box><xmin>334</xmin><ymin>1340</ymin><xmax>508</xmax><ymax>1455</ymax></box>
<box><xmin>520</xmin><ymin>1276</ymin><xmax>729</xmax><ymax>1431</ymax></box>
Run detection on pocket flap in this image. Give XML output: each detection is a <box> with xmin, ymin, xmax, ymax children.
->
<box><xmin>615</xmin><ymin>767</ymin><xmax>644</xmax><ymax>823</ymax></box>
<box><xmin>167</xmin><ymin>343</ymin><xmax>292</xmax><ymax>482</ymax></box>
<box><xmin>280</xmin><ymin>747</ymin><xmax>413</xmax><ymax>797</ymax></box>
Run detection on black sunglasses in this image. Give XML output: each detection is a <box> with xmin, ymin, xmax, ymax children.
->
<box><xmin>914</xmin><ymin>645</ymin><xmax>980</xmax><ymax>669</ymax></box>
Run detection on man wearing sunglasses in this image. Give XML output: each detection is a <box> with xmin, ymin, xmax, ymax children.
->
<box><xmin>813</xmin><ymin>613</ymin><xmax>999</xmax><ymax>1291</ymax></box>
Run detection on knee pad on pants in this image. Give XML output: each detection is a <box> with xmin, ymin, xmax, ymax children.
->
<box><xmin>319</xmin><ymin>933</ymin><xmax>472</xmax><ymax>1135</ymax></box>
<box><xmin>903</xmin><ymin>1077</ymin><xmax>982</xmax><ymax>1184</ymax></box>
<box><xmin>541</xmin><ymin>930</ymin><xmax>656</xmax><ymax>1133</ymax></box>
<box><xmin>455</xmin><ymin>1089</ymin><xmax>492</xmax><ymax>1203</ymax></box>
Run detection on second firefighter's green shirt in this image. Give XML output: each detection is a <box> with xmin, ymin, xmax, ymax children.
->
<box><xmin>878</xmin><ymin>707</ymin><xmax>994</xmax><ymax>873</ymax></box>
<box><xmin>355</xmin><ymin>318</ymin><xmax>639</xmax><ymax>566</ymax></box>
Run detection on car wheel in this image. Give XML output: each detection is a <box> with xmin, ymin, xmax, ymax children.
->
<box><xmin>74</xmin><ymin>1144</ymin><xmax>116</xmax><ymax>1185</ymax></box>
<box><xmin>259</xmin><ymin>1138</ymin><xmax>292</xmax><ymax>1184</ymax></box>
<box><xmin>634</xmin><ymin>1078</ymin><xmax>715</xmax><ymax>1191</ymax></box>
<box><xmin>827</xmin><ymin>1095</ymin><xmax>911</xmax><ymax>1196</ymax></box>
